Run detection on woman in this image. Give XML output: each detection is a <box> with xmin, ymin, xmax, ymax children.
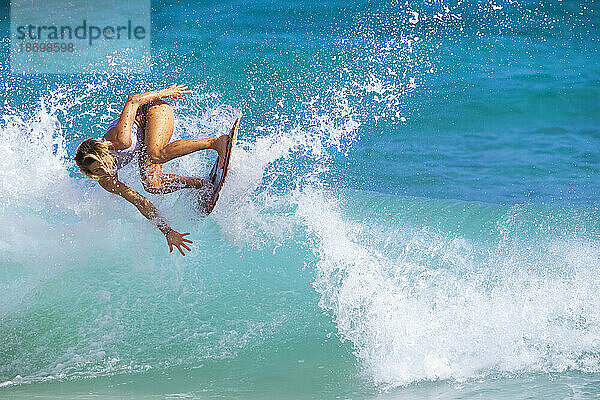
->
<box><xmin>74</xmin><ymin>84</ymin><xmax>230</xmax><ymax>256</ymax></box>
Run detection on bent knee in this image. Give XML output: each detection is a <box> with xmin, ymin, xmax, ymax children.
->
<box><xmin>142</xmin><ymin>179</ymin><xmax>163</xmax><ymax>194</ymax></box>
<box><xmin>146</xmin><ymin>149</ymin><xmax>167</xmax><ymax>164</ymax></box>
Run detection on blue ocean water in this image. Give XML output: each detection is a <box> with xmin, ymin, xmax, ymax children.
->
<box><xmin>1</xmin><ymin>0</ymin><xmax>599</xmax><ymax>398</ymax></box>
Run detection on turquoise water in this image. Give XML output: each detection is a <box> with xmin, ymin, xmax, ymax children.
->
<box><xmin>1</xmin><ymin>0</ymin><xmax>600</xmax><ymax>398</ymax></box>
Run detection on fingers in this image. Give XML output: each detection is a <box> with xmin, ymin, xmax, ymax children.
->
<box><xmin>166</xmin><ymin>230</ymin><xmax>193</xmax><ymax>255</ymax></box>
<box><xmin>168</xmin><ymin>85</ymin><xmax>191</xmax><ymax>98</ymax></box>
<box><xmin>181</xmin><ymin>233</ymin><xmax>193</xmax><ymax>244</ymax></box>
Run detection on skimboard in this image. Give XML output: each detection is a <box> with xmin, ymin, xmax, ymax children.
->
<box><xmin>199</xmin><ymin>118</ymin><xmax>239</xmax><ymax>215</ymax></box>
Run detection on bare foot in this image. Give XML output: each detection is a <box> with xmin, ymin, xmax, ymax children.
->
<box><xmin>212</xmin><ymin>135</ymin><xmax>229</xmax><ymax>168</ymax></box>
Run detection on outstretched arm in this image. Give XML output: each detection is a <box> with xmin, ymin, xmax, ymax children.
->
<box><xmin>98</xmin><ymin>176</ymin><xmax>193</xmax><ymax>255</ymax></box>
<box><xmin>104</xmin><ymin>84</ymin><xmax>191</xmax><ymax>150</ymax></box>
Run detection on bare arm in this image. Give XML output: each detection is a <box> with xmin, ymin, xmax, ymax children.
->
<box><xmin>98</xmin><ymin>176</ymin><xmax>193</xmax><ymax>255</ymax></box>
<box><xmin>103</xmin><ymin>84</ymin><xmax>191</xmax><ymax>150</ymax></box>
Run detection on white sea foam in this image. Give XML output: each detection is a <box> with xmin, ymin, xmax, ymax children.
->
<box><xmin>290</xmin><ymin>187</ymin><xmax>600</xmax><ymax>388</ymax></box>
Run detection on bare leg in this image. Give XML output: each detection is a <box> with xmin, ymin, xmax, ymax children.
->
<box><xmin>143</xmin><ymin>100</ymin><xmax>228</xmax><ymax>166</ymax></box>
<box><xmin>153</xmin><ymin>136</ymin><xmax>228</xmax><ymax>165</ymax></box>
<box><xmin>138</xmin><ymin>100</ymin><xmax>228</xmax><ymax>194</ymax></box>
<box><xmin>139</xmin><ymin>151</ymin><xmax>212</xmax><ymax>194</ymax></box>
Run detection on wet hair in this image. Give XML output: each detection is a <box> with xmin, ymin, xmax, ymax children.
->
<box><xmin>74</xmin><ymin>138</ymin><xmax>116</xmax><ymax>180</ymax></box>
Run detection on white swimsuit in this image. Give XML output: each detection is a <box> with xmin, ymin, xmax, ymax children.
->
<box><xmin>107</xmin><ymin>119</ymin><xmax>145</xmax><ymax>171</ymax></box>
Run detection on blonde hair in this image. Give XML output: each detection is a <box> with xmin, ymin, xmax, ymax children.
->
<box><xmin>74</xmin><ymin>138</ymin><xmax>116</xmax><ymax>180</ymax></box>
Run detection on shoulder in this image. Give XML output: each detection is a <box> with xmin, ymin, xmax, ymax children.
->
<box><xmin>98</xmin><ymin>175</ymin><xmax>132</xmax><ymax>197</ymax></box>
<box><xmin>97</xmin><ymin>175</ymin><xmax>122</xmax><ymax>193</ymax></box>
<box><xmin>102</xmin><ymin>125</ymin><xmax>132</xmax><ymax>151</ymax></box>
<box><xmin>100</xmin><ymin>136</ymin><xmax>120</xmax><ymax>151</ymax></box>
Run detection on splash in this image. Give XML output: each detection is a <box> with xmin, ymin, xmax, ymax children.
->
<box><xmin>295</xmin><ymin>191</ymin><xmax>600</xmax><ymax>388</ymax></box>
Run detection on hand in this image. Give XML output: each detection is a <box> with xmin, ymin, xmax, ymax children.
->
<box><xmin>165</xmin><ymin>229</ymin><xmax>193</xmax><ymax>255</ymax></box>
<box><xmin>161</xmin><ymin>84</ymin><xmax>191</xmax><ymax>99</ymax></box>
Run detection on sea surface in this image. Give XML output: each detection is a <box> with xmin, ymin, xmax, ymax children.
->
<box><xmin>1</xmin><ymin>0</ymin><xmax>600</xmax><ymax>398</ymax></box>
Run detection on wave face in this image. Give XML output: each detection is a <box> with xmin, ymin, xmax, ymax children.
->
<box><xmin>1</xmin><ymin>0</ymin><xmax>600</xmax><ymax>397</ymax></box>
